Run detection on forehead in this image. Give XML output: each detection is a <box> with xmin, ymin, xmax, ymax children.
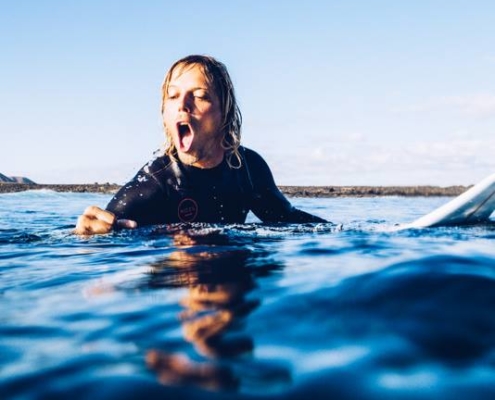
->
<box><xmin>168</xmin><ymin>63</ymin><xmax>211</xmax><ymax>87</ymax></box>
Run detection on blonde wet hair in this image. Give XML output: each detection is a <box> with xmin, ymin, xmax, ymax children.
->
<box><xmin>161</xmin><ymin>55</ymin><xmax>243</xmax><ymax>168</ymax></box>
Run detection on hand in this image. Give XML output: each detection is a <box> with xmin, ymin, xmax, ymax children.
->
<box><xmin>74</xmin><ymin>205</ymin><xmax>137</xmax><ymax>235</ymax></box>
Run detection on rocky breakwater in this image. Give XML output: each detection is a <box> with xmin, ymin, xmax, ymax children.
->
<box><xmin>1</xmin><ymin>171</ymin><xmax>123</xmax><ymax>194</ymax></box>
<box><xmin>0</xmin><ymin>182</ymin><xmax>121</xmax><ymax>194</ymax></box>
<box><xmin>0</xmin><ymin>171</ymin><xmax>470</xmax><ymax>197</ymax></box>
<box><xmin>0</xmin><ymin>181</ymin><xmax>469</xmax><ymax>197</ymax></box>
<box><xmin>279</xmin><ymin>185</ymin><xmax>469</xmax><ymax>197</ymax></box>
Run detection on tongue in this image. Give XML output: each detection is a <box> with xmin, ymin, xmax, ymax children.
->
<box><xmin>180</xmin><ymin>129</ymin><xmax>194</xmax><ymax>152</ymax></box>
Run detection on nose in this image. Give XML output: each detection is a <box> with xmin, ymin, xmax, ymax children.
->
<box><xmin>178</xmin><ymin>94</ymin><xmax>192</xmax><ymax>113</ymax></box>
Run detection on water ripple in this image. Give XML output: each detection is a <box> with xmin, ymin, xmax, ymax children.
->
<box><xmin>2</xmin><ymin>194</ymin><xmax>495</xmax><ymax>399</ymax></box>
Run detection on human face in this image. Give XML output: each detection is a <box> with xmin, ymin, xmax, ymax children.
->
<box><xmin>163</xmin><ymin>64</ymin><xmax>224</xmax><ymax>168</ymax></box>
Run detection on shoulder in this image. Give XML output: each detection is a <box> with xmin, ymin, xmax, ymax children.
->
<box><xmin>125</xmin><ymin>153</ymin><xmax>178</xmax><ymax>190</ymax></box>
<box><xmin>240</xmin><ymin>146</ymin><xmax>275</xmax><ymax>184</ymax></box>
<box><xmin>139</xmin><ymin>153</ymin><xmax>175</xmax><ymax>177</ymax></box>
<box><xmin>241</xmin><ymin>146</ymin><xmax>269</xmax><ymax>167</ymax></box>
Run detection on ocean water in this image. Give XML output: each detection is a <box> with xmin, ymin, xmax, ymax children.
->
<box><xmin>1</xmin><ymin>191</ymin><xmax>495</xmax><ymax>400</ymax></box>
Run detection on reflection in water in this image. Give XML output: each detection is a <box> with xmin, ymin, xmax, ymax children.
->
<box><xmin>142</xmin><ymin>228</ymin><xmax>290</xmax><ymax>392</ymax></box>
<box><xmin>146</xmin><ymin>351</ymin><xmax>239</xmax><ymax>391</ymax></box>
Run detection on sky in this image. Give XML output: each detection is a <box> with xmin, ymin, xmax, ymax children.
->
<box><xmin>1</xmin><ymin>0</ymin><xmax>494</xmax><ymax>186</ymax></box>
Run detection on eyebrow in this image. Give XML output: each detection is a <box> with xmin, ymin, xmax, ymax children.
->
<box><xmin>167</xmin><ymin>85</ymin><xmax>209</xmax><ymax>91</ymax></box>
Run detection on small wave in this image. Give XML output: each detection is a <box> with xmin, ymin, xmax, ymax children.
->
<box><xmin>0</xmin><ymin>229</ymin><xmax>42</xmax><ymax>244</ymax></box>
<box><xmin>330</xmin><ymin>254</ymin><xmax>495</xmax><ymax>362</ymax></box>
<box><xmin>144</xmin><ymin>222</ymin><xmax>342</xmax><ymax>241</ymax></box>
<box><xmin>0</xmin><ymin>189</ymin><xmax>61</xmax><ymax>197</ymax></box>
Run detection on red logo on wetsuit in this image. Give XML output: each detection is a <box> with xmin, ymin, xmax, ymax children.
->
<box><xmin>178</xmin><ymin>198</ymin><xmax>198</xmax><ymax>222</ymax></box>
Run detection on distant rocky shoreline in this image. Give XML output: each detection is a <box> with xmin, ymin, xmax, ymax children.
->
<box><xmin>0</xmin><ymin>182</ymin><xmax>470</xmax><ymax>197</ymax></box>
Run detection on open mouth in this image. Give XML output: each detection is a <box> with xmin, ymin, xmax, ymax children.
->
<box><xmin>177</xmin><ymin>122</ymin><xmax>194</xmax><ymax>152</ymax></box>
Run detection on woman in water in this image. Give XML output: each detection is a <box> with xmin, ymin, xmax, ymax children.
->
<box><xmin>75</xmin><ymin>55</ymin><xmax>326</xmax><ymax>235</ymax></box>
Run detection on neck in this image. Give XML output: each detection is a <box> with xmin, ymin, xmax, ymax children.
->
<box><xmin>178</xmin><ymin>150</ymin><xmax>225</xmax><ymax>169</ymax></box>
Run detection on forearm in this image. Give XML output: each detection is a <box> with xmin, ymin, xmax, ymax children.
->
<box><xmin>251</xmin><ymin>189</ymin><xmax>327</xmax><ymax>223</ymax></box>
<box><xmin>282</xmin><ymin>207</ymin><xmax>328</xmax><ymax>223</ymax></box>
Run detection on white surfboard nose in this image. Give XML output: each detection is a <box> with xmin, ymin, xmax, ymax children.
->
<box><xmin>397</xmin><ymin>172</ymin><xmax>495</xmax><ymax>230</ymax></box>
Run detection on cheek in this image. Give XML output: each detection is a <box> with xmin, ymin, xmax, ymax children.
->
<box><xmin>201</xmin><ymin>116</ymin><xmax>222</xmax><ymax>135</ymax></box>
<box><xmin>162</xmin><ymin>109</ymin><xmax>174</xmax><ymax>130</ymax></box>
<box><xmin>197</xmin><ymin>100</ymin><xmax>222</xmax><ymax>122</ymax></box>
<box><xmin>202</xmin><ymin>108</ymin><xmax>223</xmax><ymax>130</ymax></box>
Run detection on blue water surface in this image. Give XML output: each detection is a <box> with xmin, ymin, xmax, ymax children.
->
<box><xmin>1</xmin><ymin>191</ymin><xmax>495</xmax><ymax>400</ymax></box>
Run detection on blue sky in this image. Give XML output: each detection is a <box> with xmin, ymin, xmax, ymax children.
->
<box><xmin>1</xmin><ymin>1</ymin><xmax>494</xmax><ymax>185</ymax></box>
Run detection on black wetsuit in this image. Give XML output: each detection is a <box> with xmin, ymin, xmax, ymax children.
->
<box><xmin>106</xmin><ymin>147</ymin><xmax>326</xmax><ymax>225</ymax></box>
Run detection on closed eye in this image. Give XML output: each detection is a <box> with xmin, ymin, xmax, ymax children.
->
<box><xmin>193</xmin><ymin>90</ymin><xmax>210</xmax><ymax>101</ymax></box>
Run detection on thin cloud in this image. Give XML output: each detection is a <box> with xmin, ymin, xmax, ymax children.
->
<box><xmin>444</xmin><ymin>94</ymin><xmax>495</xmax><ymax>118</ymax></box>
<box><xmin>270</xmin><ymin>138</ymin><xmax>495</xmax><ymax>186</ymax></box>
<box><xmin>393</xmin><ymin>93</ymin><xmax>495</xmax><ymax>118</ymax></box>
